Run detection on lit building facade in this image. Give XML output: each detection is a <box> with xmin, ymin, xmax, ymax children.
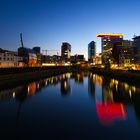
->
<box><xmin>93</xmin><ymin>53</ymin><xmax>102</xmax><ymax>66</ymax></box>
<box><xmin>61</xmin><ymin>42</ymin><xmax>71</xmax><ymax>61</ymax></box>
<box><xmin>0</xmin><ymin>48</ymin><xmax>23</xmax><ymax>67</ymax></box>
<box><xmin>133</xmin><ymin>36</ymin><xmax>140</xmax><ymax>69</ymax></box>
<box><xmin>70</xmin><ymin>54</ymin><xmax>85</xmax><ymax>65</ymax></box>
<box><xmin>33</xmin><ymin>46</ymin><xmax>42</xmax><ymax>66</ymax></box>
<box><xmin>41</xmin><ymin>55</ymin><xmax>62</xmax><ymax>65</ymax></box>
<box><xmin>88</xmin><ymin>41</ymin><xmax>96</xmax><ymax>63</ymax></box>
<box><xmin>18</xmin><ymin>47</ymin><xmax>37</xmax><ymax>66</ymax></box>
<box><xmin>97</xmin><ymin>34</ymin><xmax>123</xmax><ymax>68</ymax></box>
<box><xmin>119</xmin><ymin>40</ymin><xmax>134</xmax><ymax>68</ymax></box>
<box><xmin>60</xmin><ymin>77</ymin><xmax>71</xmax><ymax>96</ymax></box>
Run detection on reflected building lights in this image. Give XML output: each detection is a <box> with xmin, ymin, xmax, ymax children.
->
<box><xmin>64</xmin><ymin>81</ymin><xmax>67</xmax><ymax>89</ymax></box>
<box><xmin>28</xmin><ymin>82</ymin><xmax>37</xmax><ymax>96</ymax></box>
<box><xmin>1</xmin><ymin>72</ymin><xmax>140</xmax><ymax>127</ymax></box>
<box><xmin>60</xmin><ymin>78</ymin><xmax>71</xmax><ymax>96</ymax></box>
<box><xmin>94</xmin><ymin>75</ymin><xmax>128</xmax><ymax>126</ymax></box>
<box><xmin>28</xmin><ymin>86</ymin><xmax>30</xmax><ymax>93</ymax></box>
<box><xmin>124</xmin><ymin>83</ymin><xmax>129</xmax><ymax>91</ymax></box>
<box><xmin>37</xmin><ymin>83</ymin><xmax>40</xmax><ymax>89</ymax></box>
<box><xmin>77</xmin><ymin>74</ymin><xmax>80</xmax><ymax>81</ymax></box>
<box><xmin>62</xmin><ymin>74</ymin><xmax>65</xmax><ymax>79</ymax></box>
<box><xmin>129</xmin><ymin>89</ymin><xmax>132</xmax><ymax>98</ymax></box>
<box><xmin>55</xmin><ymin>77</ymin><xmax>58</xmax><ymax>81</ymax></box>
<box><xmin>13</xmin><ymin>92</ymin><xmax>15</xmax><ymax>98</ymax></box>
<box><xmin>116</xmin><ymin>85</ymin><xmax>118</xmax><ymax>91</ymax></box>
<box><xmin>66</xmin><ymin>73</ymin><xmax>71</xmax><ymax>78</ymax></box>
<box><xmin>131</xmin><ymin>86</ymin><xmax>136</xmax><ymax>93</ymax></box>
<box><xmin>74</xmin><ymin>73</ymin><xmax>84</xmax><ymax>83</ymax></box>
<box><xmin>51</xmin><ymin>79</ymin><xmax>53</xmax><ymax>84</ymax></box>
<box><xmin>88</xmin><ymin>73</ymin><xmax>95</xmax><ymax>97</ymax></box>
<box><xmin>0</xmin><ymin>73</ymin><xmax>73</xmax><ymax>101</ymax></box>
<box><xmin>96</xmin><ymin>101</ymin><xmax>126</xmax><ymax>125</ymax></box>
<box><xmin>45</xmin><ymin>81</ymin><xmax>48</xmax><ymax>86</ymax></box>
<box><xmin>90</xmin><ymin>73</ymin><xmax>92</xmax><ymax>78</ymax></box>
<box><xmin>93</xmin><ymin>75</ymin><xmax>103</xmax><ymax>88</ymax></box>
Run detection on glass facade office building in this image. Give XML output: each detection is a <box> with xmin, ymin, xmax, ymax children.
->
<box><xmin>97</xmin><ymin>34</ymin><xmax>123</xmax><ymax>67</ymax></box>
<box><xmin>61</xmin><ymin>42</ymin><xmax>71</xmax><ymax>61</ymax></box>
<box><xmin>88</xmin><ymin>41</ymin><xmax>96</xmax><ymax>62</ymax></box>
<box><xmin>133</xmin><ymin>36</ymin><xmax>140</xmax><ymax>67</ymax></box>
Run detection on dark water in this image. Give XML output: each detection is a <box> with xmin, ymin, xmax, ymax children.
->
<box><xmin>0</xmin><ymin>72</ymin><xmax>140</xmax><ymax>140</ymax></box>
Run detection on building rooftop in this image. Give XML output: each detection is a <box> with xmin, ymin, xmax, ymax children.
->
<box><xmin>133</xmin><ymin>35</ymin><xmax>140</xmax><ymax>40</ymax></box>
<box><xmin>0</xmin><ymin>48</ymin><xmax>17</xmax><ymax>54</ymax></box>
<box><xmin>96</xmin><ymin>33</ymin><xmax>124</xmax><ymax>37</ymax></box>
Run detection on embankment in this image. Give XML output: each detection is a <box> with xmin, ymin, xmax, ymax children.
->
<box><xmin>0</xmin><ymin>66</ymin><xmax>73</xmax><ymax>87</ymax></box>
<box><xmin>92</xmin><ymin>67</ymin><xmax>140</xmax><ymax>85</ymax></box>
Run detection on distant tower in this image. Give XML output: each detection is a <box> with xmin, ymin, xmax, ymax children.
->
<box><xmin>61</xmin><ymin>42</ymin><xmax>71</xmax><ymax>61</ymax></box>
<box><xmin>88</xmin><ymin>41</ymin><xmax>96</xmax><ymax>62</ymax></box>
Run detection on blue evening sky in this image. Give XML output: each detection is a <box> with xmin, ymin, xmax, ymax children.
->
<box><xmin>0</xmin><ymin>0</ymin><xmax>140</xmax><ymax>59</ymax></box>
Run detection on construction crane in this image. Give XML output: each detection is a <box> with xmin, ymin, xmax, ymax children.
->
<box><xmin>20</xmin><ymin>33</ymin><xmax>24</xmax><ymax>48</ymax></box>
<box><xmin>42</xmin><ymin>49</ymin><xmax>59</xmax><ymax>56</ymax></box>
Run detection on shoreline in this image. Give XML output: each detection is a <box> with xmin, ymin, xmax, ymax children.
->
<box><xmin>0</xmin><ymin>66</ymin><xmax>72</xmax><ymax>87</ymax></box>
<box><xmin>1</xmin><ymin>66</ymin><xmax>140</xmax><ymax>88</ymax></box>
<box><xmin>91</xmin><ymin>67</ymin><xmax>140</xmax><ymax>85</ymax></box>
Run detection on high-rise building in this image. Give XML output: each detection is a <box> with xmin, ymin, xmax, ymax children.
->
<box><xmin>133</xmin><ymin>35</ymin><xmax>140</xmax><ymax>69</ymax></box>
<box><xmin>119</xmin><ymin>40</ymin><xmax>133</xmax><ymax>68</ymax></box>
<box><xmin>97</xmin><ymin>33</ymin><xmax>123</xmax><ymax>68</ymax></box>
<box><xmin>61</xmin><ymin>42</ymin><xmax>71</xmax><ymax>61</ymax></box>
<box><xmin>88</xmin><ymin>41</ymin><xmax>96</xmax><ymax>62</ymax></box>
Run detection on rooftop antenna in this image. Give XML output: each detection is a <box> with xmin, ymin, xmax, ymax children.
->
<box><xmin>20</xmin><ymin>33</ymin><xmax>24</xmax><ymax>48</ymax></box>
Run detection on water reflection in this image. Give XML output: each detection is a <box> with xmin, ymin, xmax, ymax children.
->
<box><xmin>0</xmin><ymin>73</ymin><xmax>72</xmax><ymax>102</ymax></box>
<box><xmin>60</xmin><ymin>76</ymin><xmax>71</xmax><ymax>96</ymax></box>
<box><xmin>1</xmin><ymin>72</ymin><xmax>140</xmax><ymax>127</ymax></box>
<box><xmin>88</xmin><ymin>73</ymin><xmax>140</xmax><ymax>125</ymax></box>
<box><xmin>0</xmin><ymin>72</ymin><xmax>89</xmax><ymax>102</ymax></box>
<box><xmin>88</xmin><ymin>73</ymin><xmax>95</xmax><ymax>98</ymax></box>
<box><xmin>71</xmin><ymin>72</ymin><xmax>88</xmax><ymax>84</ymax></box>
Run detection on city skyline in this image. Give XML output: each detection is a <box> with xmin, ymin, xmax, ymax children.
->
<box><xmin>1</xmin><ymin>0</ymin><xmax>140</xmax><ymax>59</ymax></box>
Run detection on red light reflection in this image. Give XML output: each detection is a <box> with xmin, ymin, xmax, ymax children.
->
<box><xmin>96</xmin><ymin>101</ymin><xmax>126</xmax><ymax>125</ymax></box>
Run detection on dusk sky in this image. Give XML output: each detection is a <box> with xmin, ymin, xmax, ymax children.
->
<box><xmin>0</xmin><ymin>0</ymin><xmax>140</xmax><ymax>59</ymax></box>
